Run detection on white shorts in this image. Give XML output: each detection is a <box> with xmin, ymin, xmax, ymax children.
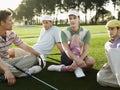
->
<box><xmin>97</xmin><ymin>48</ymin><xmax>120</xmax><ymax>88</ymax></box>
<box><xmin>97</xmin><ymin>66</ymin><xmax>119</xmax><ymax>87</ymax></box>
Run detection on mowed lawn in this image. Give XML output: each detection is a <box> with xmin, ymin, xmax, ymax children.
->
<box><xmin>0</xmin><ymin>25</ymin><xmax>119</xmax><ymax>90</ymax></box>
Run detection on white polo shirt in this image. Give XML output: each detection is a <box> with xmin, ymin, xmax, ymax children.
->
<box><xmin>33</xmin><ymin>26</ymin><xmax>60</xmax><ymax>56</ymax></box>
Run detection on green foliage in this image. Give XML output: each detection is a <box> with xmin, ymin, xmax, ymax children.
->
<box><xmin>15</xmin><ymin>0</ymin><xmax>113</xmax><ymax>24</ymax></box>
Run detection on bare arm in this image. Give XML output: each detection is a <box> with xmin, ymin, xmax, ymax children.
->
<box><xmin>0</xmin><ymin>60</ymin><xmax>16</xmax><ymax>86</ymax></box>
<box><xmin>74</xmin><ymin>44</ymin><xmax>89</xmax><ymax>67</ymax></box>
<box><xmin>56</xmin><ymin>42</ymin><xmax>64</xmax><ymax>53</ymax></box>
<box><xmin>62</xmin><ymin>42</ymin><xmax>78</xmax><ymax>60</ymax></box>
<box><xmin>62</xmin><ymin>42</ymin><xmax>87</xmax><ymax>68</ymax></box>
<box><xmin>80</xmin><ymin>44</ymin><xmax>89</xmax><ymax>60</ymax></box>
<box><xmin>18</xmin><ymin>43</ymin><xmax>40</xmax><ymax>56</ymax></box>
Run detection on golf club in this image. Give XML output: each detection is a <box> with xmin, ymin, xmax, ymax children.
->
<box><xmin>46</xmin><ymin>53</ymin><xmax>61</xmax><ymax>56</ymax></box>
<box><xmin>47</xmin><ymin>56</ymin><xmax>60</xmax><ymax>63</ymax></box>
<box><xmin>38</xmin><ymin>56</ymin><xmax>45</xmax><ymax>69</ymax></box>
<box><xmin>14</xmin><ymin>65</ymin><xmax>58</xmax><ymax>90</ymax></box>
<box><xmin>46</xmin><ymin>53</ymin><xmax>61</xmax><ymax>63</ymax></box>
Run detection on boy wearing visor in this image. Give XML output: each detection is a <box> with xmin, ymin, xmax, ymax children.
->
<box><xmin>48</xmin><ymin>9</ymin><xmax>95</xmax><ymax>78</ymax></box>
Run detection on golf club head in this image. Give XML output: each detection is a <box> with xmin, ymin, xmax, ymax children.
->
<box><xmin>38</xmin><ymin>55</ymin><xmax>46</xmax><ymax>69</ymax></box>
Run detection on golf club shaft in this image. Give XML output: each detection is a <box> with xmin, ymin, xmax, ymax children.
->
<box><xmin>47</xmin><ymin>56</ymin><xmax>60</xmax><ymax>63</ymax></box>
<box><xmin>46</xmin><ymin>53</ymin><xmax>61</xmax><ymax>55</ymax></box>
<box><xmin>14</xmin><ymin>66</ymin><xmax>58</xmax><ymax>90</ymax></box>
<box><xmin>31</xmin><ymin>75</ymin><xmax>58</xmax><ymax>90</ymax></box>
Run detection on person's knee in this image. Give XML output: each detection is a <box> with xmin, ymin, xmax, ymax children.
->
<box><xmin>8</xmin><ymin>48</ymin><xmax>15</xmax><ymax>58</ymax></box>
<box><xmin>71</xmin><ymin>34</ymin><xmax>80</xmax><ymax>43</ymax></box>
<box><xmin>85</xmin><ymin>57</ymin><xmax>95</xmax><ymax>68</ymax></box>
<box><xmin>97</xmin><ymin>71</ymin><xmax>107</xmax><ymax>87</ymax></box>
<box><xmin>97</xmin><ymin>72</ymin><xmax>101</xmax><ymax>83</ymax></box>
<box><xmin>71</xmin><ymin>34</ymin><xmax>80</xmax><ymax>40</ymax></box>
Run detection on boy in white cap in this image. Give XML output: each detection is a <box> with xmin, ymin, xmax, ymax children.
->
<box><xmin>33</xmin><ymin>15</ymin><xmax>63</xmax><ymax>56</ymax></box>
<box><xmin>47</xmin><ymin>9</ymin><xmax>95</xmax><ymax>78</ymax></box>
<box><xmin>97</xmin><ymin>19</ymin><xmax>120</xmax><ymax>87</ymax></box>
<box><xmin>8</xmin><ymin>15</ymin><xmax>63</xmax><ymax>73</ymax></box>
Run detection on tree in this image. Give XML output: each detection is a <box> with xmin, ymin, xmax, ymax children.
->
<box><xmin>15</xmin><ymin>0</ymin><xmax>35</xmax><ymax>24</ymax></box>
<box><xmin>111</xmin><ymin>0</ymin><xmax>120</xmax><ymax>19</ymax></box>
<box><xmin>80</xmin><ymin>0</ymin><xmax>94</xmax><ymax>24</ymax></box>
<box><xmin>91</xmin><ymin>0</ymin><xmax>109</xmax><ymax>24</ymax></box>
<box><xmin>118</xmin><ymin>11</ymin><xmax>120</xmax><ymax>20</ymax></box>
<box><xmin>14</xmin><ymin>0</ymin><xmax>113</xmax><ymax>25</ymax></box>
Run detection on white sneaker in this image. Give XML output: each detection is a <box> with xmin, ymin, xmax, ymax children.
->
<box><xmin>27</xmin><ymin>65</ymin><xmax>42</xmax><ymax>74</ymax></box>
<box><xmin>74</xmin><ymin>67</ymin><xmax>85</xmax><ymax>78</ymax></box>
<box><xmin>47</xmin><ymin>64</ymin><xmax>65</xmax><ymax>72</ymax></box>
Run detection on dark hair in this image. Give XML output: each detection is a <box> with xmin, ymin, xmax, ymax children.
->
<box><xmin>0</xmin><ymin>10</ymin><xmax>12</xmax><ymax>23</ymax></box>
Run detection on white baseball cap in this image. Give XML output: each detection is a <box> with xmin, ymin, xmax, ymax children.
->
<box><xmin>42</xmin><ymin>15</ymin><xmax>53</xmax><ymax>21</ymax></box>
<box><xmin>68</xmin><ymin>9</ymin><xmax>79</xmax><ymax>16</ymax></box>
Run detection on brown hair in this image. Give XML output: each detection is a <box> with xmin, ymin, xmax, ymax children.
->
<box><xmin>0</xmin><ymin>10</ymin><xmax>12</xmax><ymax>23</ymax></box>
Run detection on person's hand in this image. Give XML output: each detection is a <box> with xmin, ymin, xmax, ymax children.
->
<box><xmin>103</xmin><ymin>63</ymin><xmax>109</xmax><ymax>68</ymax></box>
<box><xmin>75</xmin><ymin>58</ymin><xmax>87</xmax><ymax>68</ymax></box>
<box><xmin>4</xmin><ymin>70</ymin><xmax>16</xmax><ymax>86</ymax></box>
<box><xmin>70</xmin><ymin>61</ymin><xmax>78</xmax><ymax>70</ymax></box>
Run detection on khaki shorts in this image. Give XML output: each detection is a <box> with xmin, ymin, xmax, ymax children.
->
<box><xmin>97</xmin><ymin>66</ymin><xmax>119</xmax><ymax>87</ymax></box>
<box><xmin>14</xmin><ymin>48</ymin><xmax>30</xmax><ymax>57</ymax></box>
<box><xmin>97</xmin><ymin>48</ymin><xmax>120</xmax><ymax>88</ymax></box>
<box><xmin>3</xmin><ymin>54</ymin><xmax>38</xmax><ymax>77</ymax></box>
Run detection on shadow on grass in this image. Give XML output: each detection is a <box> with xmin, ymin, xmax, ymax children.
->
<box><xmin>0</xmin><ymin>62</ymin><xmax>120</xmax><ymax>90</ymax></box>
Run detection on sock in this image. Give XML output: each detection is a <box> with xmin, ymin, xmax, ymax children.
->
<box><xmin>70</xmin><ymin>45</ymin><xmax>80</xmax><ymax>56</ymax></box>
<box><xmin>61</xmin><ymin>66</ymin><xmax>72</xmax><ymax>72</ymax></box>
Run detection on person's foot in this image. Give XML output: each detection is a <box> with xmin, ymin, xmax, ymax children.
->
<box><xmin>47</xmin><ymin>64</ymin><xmax>65</xmax><ymax>72</ymax></box>
<box><xmin>0</xmin><ymin>73</ymin><xmax>6</xmax><ymax>82</ymax></box>
<box><xmin>74</xmin><ymin>67</ymin><xmax>85</xmax><ymax>78</ymax></box>
<box><xmin>27</xmin><ymin>65</ymin><xmax>42</xmax><ymax>74</ymax></box>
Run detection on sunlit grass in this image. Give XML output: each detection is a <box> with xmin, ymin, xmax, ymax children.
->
<box><xmin>11</xmin><ymin>25</ymin><xmax>109</xmax><ymax>67</ymax></box>
<box><xmin>11</xmin><ymin>25</ymin><xmax>109</xmax><ymax>69</ymax></box>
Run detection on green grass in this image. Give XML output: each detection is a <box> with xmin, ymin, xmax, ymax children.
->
<box><xmin>0</xmin><ymin>25</ymin><xmax>119</xmax><ymax>90</ymax></box>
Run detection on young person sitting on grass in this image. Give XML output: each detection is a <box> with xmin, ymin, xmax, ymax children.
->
<box><xmin>0</xmin><ymin>9</ymin><xmax>45</xmax><ymax>86</ymax></box>
<box><xmin>97</xmin><ymin>19</ymin><xmax>120</xmax><ymax>88</ymax></box>
<box><xmin>47</xmin><ymin>9</ymin><xmax>95</xmax><ymax>78</ymax></box>
<box><xmin>8</xmin><ymin>15</ymin><xmax>63</xmax><ymax>72</ymax></box>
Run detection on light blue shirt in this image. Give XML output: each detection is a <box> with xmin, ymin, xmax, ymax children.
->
<box><xmin>33</xmin><ymin>26</ymin><xmax>60</xmax><ymax>57</ymax></box>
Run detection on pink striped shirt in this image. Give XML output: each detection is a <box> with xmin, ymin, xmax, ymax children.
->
<box><xmin>0</xmin><ymin>31</ymin><xmax>23</xmax><ymax>60</ymax></box>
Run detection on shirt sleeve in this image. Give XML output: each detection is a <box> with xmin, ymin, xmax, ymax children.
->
<box><xmin>13</xmin><ymin>32</ymin><xmax>23</xmax><ymax>46</ymax></box>
<box><xmin>105</xmin><ymin>41</ymin><xmax>112</xmax><ymax>52</ymax></box>
<box><xmin>54</xmin><ymin>27</ymin><xmax>61</xmax><ymax>43</ymax></box>
<box><xmin>60</xmin><ymin>30</ymin><xmax>68</xmax><ymax>43</ymax></box>
<box><xmin>83</xmin><ymin>30</ymin><xmax>91</xmax><ymax>44</ymax></box>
